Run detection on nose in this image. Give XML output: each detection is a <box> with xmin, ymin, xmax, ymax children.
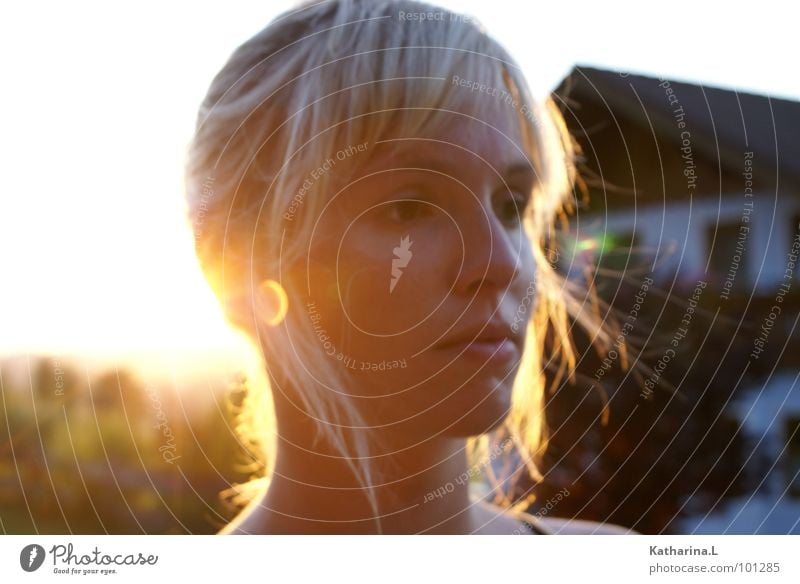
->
<box><xmin>453</xmin><ymin>207</ymin><xmax>522</xmax><ymax>298</ymax></box>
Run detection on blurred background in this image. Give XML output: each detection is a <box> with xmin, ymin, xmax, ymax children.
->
<box><xmin>1</xmin><ymin>0</ymin><xmax>798</xmax><ymax>534</ymax></box>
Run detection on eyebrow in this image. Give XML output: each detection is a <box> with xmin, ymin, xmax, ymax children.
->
<box><xmin>500</xmin><ymin>163</ymin><xmax>537</xmax><ymax>183</ymax></box>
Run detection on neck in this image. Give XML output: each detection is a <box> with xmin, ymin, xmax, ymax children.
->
<box><xmin>239</xmin><ymin>402</ymin><xmax>476</xmax><ymax>534</ymax></box>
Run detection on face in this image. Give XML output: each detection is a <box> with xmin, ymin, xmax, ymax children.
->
<box><xmin>291</xmin><ymin>88</ymin><xmax>538</xmax><ymax>443</ymax></box>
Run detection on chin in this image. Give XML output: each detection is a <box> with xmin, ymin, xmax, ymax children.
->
<box><xmin>443</xmin><ymin>406</ymin><xmax>511</xmax><ymax>437</ymax></box>
<box><xmin>438</xmin><ymin>383</ymin><xmax>514</xmax><ymax>437</ymax></box>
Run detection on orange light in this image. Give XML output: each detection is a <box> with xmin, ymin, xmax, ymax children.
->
<box><xmin>260</xmin><ymin>280</ymin><xmax>289</xmax><ymax>326</ymax></box>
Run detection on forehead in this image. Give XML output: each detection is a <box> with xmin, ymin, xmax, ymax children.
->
<box><xmin>367</xmin><ymin>91</ymin><xmax>529</xmax><ymax>174</ymax></box>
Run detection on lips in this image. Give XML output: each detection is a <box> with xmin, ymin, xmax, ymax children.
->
<box><xmin>436</xmin><ymin>320</ymin><xmax>519</xmax><ymax>348</ymax></box>
<box><xmin>435</xmin><ymin>320</ymin><xmax>522</xmax><ymax>363</ymax></box>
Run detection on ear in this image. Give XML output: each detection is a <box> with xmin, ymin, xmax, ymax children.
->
<box><xmin>254</xmin><ymin>279</ymin><xmax>289</xmax><ymax>326</ymax></box>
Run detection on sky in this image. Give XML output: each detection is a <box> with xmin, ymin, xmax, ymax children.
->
<box><xmin>0</xmin><ymin>0</ymin><xmax>796</xmax><ymax>371</ymax></box>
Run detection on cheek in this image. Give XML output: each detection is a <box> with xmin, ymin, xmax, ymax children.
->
<box><xmin>332</xmin><ymin>222</ymin><xmax>460</xmax><ymax>337</ymax></box>
<box><xmin>509</xmin><ymin>247</ymin><xmax>538</xmax><ymax>325</ymax></box>
<box><xmin>518</xmin><ymin>245</ymin><xmax>537</xmax><ymax>290</ymax></box>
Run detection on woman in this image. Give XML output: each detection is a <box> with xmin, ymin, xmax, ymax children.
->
<box><xmin>185</xmin><ymin>0</ymin><xmax>629</xmax><ymax>534</ymax></box>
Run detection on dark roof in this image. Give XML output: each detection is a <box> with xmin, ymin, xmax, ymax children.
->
<box><xmin>554</xmin><ymin>65</ymin><xmax>800</xmax><ymax>190</ymax></box>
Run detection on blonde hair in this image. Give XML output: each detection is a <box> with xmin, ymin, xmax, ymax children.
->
<box><xmin>185</xmin><ymin>0</ymin><xmax>613</xmax><ymax>530</ymax></box>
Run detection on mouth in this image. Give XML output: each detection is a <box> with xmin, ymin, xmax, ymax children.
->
<box><xmin>437</xmin><ymin>338</ymin><xmax>518</xmax><ymax>364</ymax></box>
<box><xmin>435</xmin><ymin>324</ymin><xmax>522</xmax><ymax>365</ymax></box>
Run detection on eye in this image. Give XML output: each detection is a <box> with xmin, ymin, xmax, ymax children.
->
<box><xmin>384</xmin><ymin>199</ymin><xmax>431</xmax><ymax>223</ymax></box>
<box><xmin>496</xmin><ymin>188</ymin><xmax>531</xmax><ymax>227</ymax></box>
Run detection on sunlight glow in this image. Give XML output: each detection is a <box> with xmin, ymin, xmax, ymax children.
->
<box><xmin>0</xmin><ymin>0</ymin><xmax>793</xmax><ymax>366</ymax></box>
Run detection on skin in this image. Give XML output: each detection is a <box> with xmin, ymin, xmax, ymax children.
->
<box><xmin>222</xmin><ymin>77</ymin><xmax>542</xmax><ymax>534</ymax></box>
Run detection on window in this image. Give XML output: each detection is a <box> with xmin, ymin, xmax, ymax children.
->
<box><xmin>786</xmin><ymin>416</ymin><xmax>800</xmax><ymax>498</ymax></box>
<box><xmin>706</xmin><ymin>220</ymin><xmax>748</xmax><ymax>293</ymax></box>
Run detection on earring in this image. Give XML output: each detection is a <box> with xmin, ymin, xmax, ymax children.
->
<box><xmin>257</xmin><ymin>279</ymin><xmax>289</xmax><ymax>326</ymax></box>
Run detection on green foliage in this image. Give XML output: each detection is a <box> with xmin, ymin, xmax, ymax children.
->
<box><xmin>0</xmin><ymin>357</ymin><xmax>250</xmax><ymax>534</ymax></box>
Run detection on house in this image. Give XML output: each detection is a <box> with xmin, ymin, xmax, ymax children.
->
<box><xmin>550</xmin><ymin>66</ymin><xmax>800</xmax><ymax>534</ymax></box>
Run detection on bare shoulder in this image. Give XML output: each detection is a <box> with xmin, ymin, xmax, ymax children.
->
<box><xmin>217</xmin><ymin>520</ymin><xmax>249</xmax><ymax>535</ymax></box>
<box><xmin>216</xmin><ymin>499</ymin><xmax>268</xmax><ymax>535</ymax></box>
<box><xmin>521</xmin><ymin>512</ymin><xmax>638</xmax><ymax>535</ymax></box>
<box><xmin>216</xmin><ymin>513</ymin><xmax>252</xmax><ymax>535</ymax></box>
